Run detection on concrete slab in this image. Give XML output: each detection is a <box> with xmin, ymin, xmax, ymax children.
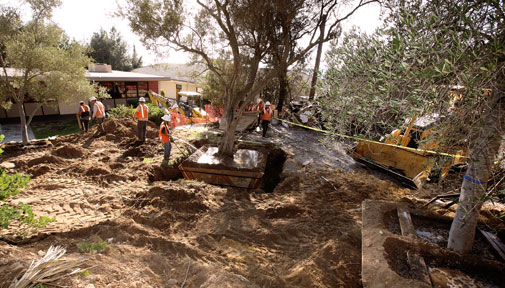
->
<box><xmin>361</xmin><ymin>199</ymin><xmax>505</xmax><ymax>288</ymax></box>
<box><xmin>179</xmin><ymin>145</ymin><xmax>267</xmax><ymax>188</ymax></box>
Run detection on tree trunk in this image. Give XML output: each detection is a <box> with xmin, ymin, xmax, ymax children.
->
<box><xmin>277</xmin><ymin>67</ymin><xmax>288</xmax><ymax>113</ymax></box>
<box><xmin>447</xmin><ymin>91</ymin><xmax>505</xmax><ymax>253</ymax></box>
<box><xmin>16</xmin><ymin>101</ymin><xmax>29</xmax><ymax>146</ymax></box>
<box><xmin>218</xmin><ymin>107</ymin><xmax>241</xmax><ymax>158</ymax></box>
<box><xmin>308</xmin><ymin>14</ymin><xmax>326</xmax><ymax>101</ymax></box>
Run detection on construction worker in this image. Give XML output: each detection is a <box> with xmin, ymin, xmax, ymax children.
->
<box><xmin>90</xmin><ymin>97</ymin><xmax>106</xmax><ymax>135</ymax></box>
<box><xmin>159</xmin><ymin>115</ymin><xmax>172</xmax><ymax>163</ymax></box>
<box><xmin>78</xmin><ymin>101</ymin><xmax>91</xmax><ymax>133</ymax></box>
<box><xmin>260</xmin><ymin>101</ymin><xmax>273</xmax><ymax>137</ymax></box>
<box><xmin>135</xmin><ymin>97</ymin><xmax>149</xmax><ymax>142</ymax></box>
<box><xmin>257</xmin><ymin>99</ymin><xmax>264</xmax><ymax>126</ymax></box>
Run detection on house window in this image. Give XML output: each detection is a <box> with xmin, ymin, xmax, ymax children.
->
<box><xmin>125</xmin><ymin>82</ymin><xmax>138</xmax><ymax>98</ymax></box>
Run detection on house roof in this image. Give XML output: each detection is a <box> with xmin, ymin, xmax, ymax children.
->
<box><xmin>86</xmin><ymin>70</ymin><xmax>172</xmax><ymax>82</ymax></box>
<box><xmin>132</xmin><ymin>63</ymin><xmax>206</xmax><ymax>83</ymax></box>
<box><xmin>2</xmin><ymin>67</ymin><xmax>171</xmax><ymax>82</ymax></box>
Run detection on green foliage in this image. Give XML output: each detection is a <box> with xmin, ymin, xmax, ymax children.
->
<box><xmin>160</xmin><ymin>89</ymin><xmax>166</xmax><ymax>97</ymax></box>
<box><xmin>0</xmin><ymin>134</ymin><xmax>54</xmax><ymax>232</ymax></box>
<box><xmin>88</xmin><ymin>27</ymin><xmax>143</xmax><ymax>71</ymax></box>
<box><xmin>146</xmin><ymin>103</ymin><xmax>166</xmax><ymax>125</ymax></box>
<box><xmin>79</xmin><ymin>241</ymin><xmax>108</xmax><ymax>254</ymax></box>
<box><xmin>108</xmin><ymin>104</ymin><xmax>136</xmax><ymax>118</ymax></box>
<box><xmin>78</xmin><ymin>269</ymin><xmax>90</xmax><ymax>278</ymax></box>
<box><xmin>0</xmin><ymin>0</ymin><xmax>101</xmax><ymax>144</ymax></box>
<box><xmin>319</xmin><ymin>0</ymin><xmax>504</xmax><ymax>148</ymax></box>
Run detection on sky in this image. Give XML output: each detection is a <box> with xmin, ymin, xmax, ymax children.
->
<box><xmin>1</xmin><ymin>0</ymin><xmax>383</xmax><ymax>67</ymax></box>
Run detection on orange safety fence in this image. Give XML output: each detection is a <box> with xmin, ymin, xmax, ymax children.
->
<box><xmin>168</xmin><ymin>105</ymin><xmax>279</xmax><ymax>128</ymax></box>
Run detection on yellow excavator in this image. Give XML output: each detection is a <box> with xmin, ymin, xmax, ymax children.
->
<box><xmin>148</xmin><ymin>90</ymin><xmax>208</xmax><ymax>119</ymax></box>
<box><xmin>353</xmin><ymin>114</ymin><xmax>466</xmax><ymax>189</ymax></box>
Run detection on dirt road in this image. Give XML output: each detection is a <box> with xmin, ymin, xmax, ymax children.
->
<box><xmin>0</xmin><ymin>118</ymin><xmax>503</xmax><ymax>287</ymax></box>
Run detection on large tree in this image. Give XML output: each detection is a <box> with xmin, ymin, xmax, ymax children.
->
<box><xmin>120</xmin><ymin>0</ymin><xmax>377</xmax><ymax>157</ymax></box>
<box><xmin>320</xmin><ymin>0</ymin><xmax>505</xmax><ymax>253</ymax></box>
<box><xmin>88</xmin><ymin>27</ymin><xmax>143</xmax><ymax>71</ymax></box>
<box><xmin>0</xmin><ymin>0</ymin><xmax>101</xmax><ymax>145</ymax></box>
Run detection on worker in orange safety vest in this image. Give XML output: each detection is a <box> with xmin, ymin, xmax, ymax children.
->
<box><xmin>90</xmin><ymin>97</ymin><xmax>106</xmax><ymax>135</ymax></box>
<box><xmin>260</xmin><ymin>101</ymin><xmax>273</xmax><ymax>137</ymax></box>
<box><xmin>159</xmin><ymin>115</ymin><xmax>172</xmax><ymax>164</ymax></box>
<box><xmin>78</xmin><ymin>101</ymin><xmax>91</xmax><ymax>133</ymax></box>
<box><xmin>257</xmin><ymin>99</ymin><xmax>264</xmax><ymax>126</ymax></box>
<box><xmin>135</xmin><ymin>97</ymin><xmax>149</xmax><ymax>142</ymax></box>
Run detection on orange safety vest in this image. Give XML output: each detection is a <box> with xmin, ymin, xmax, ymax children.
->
<box><xmin>80</xmin><ymin>104</ymin><xmax>90</xmax><ymax>114</ymax></box>
<box><xmin>136</xmin><ymin>103</ymin><xmax>148</xmax><ymax>119</ymax></box>
<box><xmin>261</xmin><ymin>107</ymin><xmax>273</xmax><ymax>121</ymax></box>
<box><xmin>94</xmin><ymin>102</ymin><xmax>105</xmax><ymax>117</ymax></box>
<box><xmin>258</xmin><ymin>101</ymin><xmax>264</xmax><ymax>111</ymax></box>
<box><xmin>159</xmin><ymin>122</ymin><xmax>170</xmax><ymax>143</ymax></box>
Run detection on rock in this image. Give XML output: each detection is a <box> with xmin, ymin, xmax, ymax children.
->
<box><xmin>0</xmin><ymin>162</ymin><xmax>15</xmax><ymax>169</ymax></box>
<box><xmin>167</xmin><ymin>279</ymin><xmax>178</xmax><ymax>285</ymax></box>
<box><xmin>84</xmin><ymin>284</ymin><xmax>95</xmax><ymax>288</ymax></box>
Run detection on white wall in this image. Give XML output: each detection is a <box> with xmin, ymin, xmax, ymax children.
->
<box><xmin>158</xmin><ymin>80</ymin><xmax>200</xmax><ymax>102</ymax></box>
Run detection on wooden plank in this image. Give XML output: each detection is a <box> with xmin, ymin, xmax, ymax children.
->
<box><xmin>180</xmin><ymin>165</ymin><xmax>263</xmax><ymax>178</ymax></box>
<box><xmin>480</xmin><ymin>229</ymin><xmax>505</xmax><ymax>261</ymax></box>
<box><xmin>397</xmin><ymin>207</ymin><xmax>417</xmax><ymax>238</ymax></box>
<box><xmin>407</xmin><ymin>252</ymin><xmax>432</xmax><ymax>285</ymax></box>
<box><xmin>398</xmin><ymin>208</ymin><xmax>432</xmax><ymax>287</ymax></box>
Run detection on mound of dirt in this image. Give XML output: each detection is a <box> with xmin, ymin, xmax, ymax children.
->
<box><xmin>0</xmin><ymin>121</ymin><xmax>503</xmax><ymax>288</ymax></box>
<box><xmin>86</xmin><ymin>167</ymin><xmax>111</xmax><ymax>176</ymax></box>
<box><xmin>27</xmin><ymin>165</ymin><xmax>52</xmax><ymax>178</ymax></box>
<box><xmin>27</xmin><ymin>155</ymin><xmax>65</xmax><ymax>167</ymax></box>
<box><xmin>52</xmin><ymin>145</ymin><xmax>84</xmax><ymax>159</ymax></box>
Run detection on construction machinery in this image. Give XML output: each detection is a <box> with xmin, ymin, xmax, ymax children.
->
<box><xmin>353</xmin><ymin>114</ymin><xmax>466</xmax><ymax>189</ymax></box>
<box><xmin>147</xmin><ymin>90</ymin><xmax>207</xmax><ymax>120</ymax></box>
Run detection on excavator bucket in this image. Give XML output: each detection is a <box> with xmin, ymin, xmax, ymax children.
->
<box><xmin>353</xmin><ymin>141</ymin><xmax>435</xmax><ymax>189</ymax></box>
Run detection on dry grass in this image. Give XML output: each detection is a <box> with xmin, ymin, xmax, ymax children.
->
<box><xmin>10</xmin><ymin>245</ymin><xmax>87</xmax><ymax>288</ymax></box>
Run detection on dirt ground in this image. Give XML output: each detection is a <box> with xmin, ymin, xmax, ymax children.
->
<box><xmin>0</xmin><ymin>118</ymin><xmax>504</xmax><ymax>288</ymax></box>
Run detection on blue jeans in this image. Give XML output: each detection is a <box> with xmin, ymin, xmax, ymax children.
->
<box><xmin>163</xmin><ymin>142</ymin><xmax>171</xmax><ymax>160</ymax></box>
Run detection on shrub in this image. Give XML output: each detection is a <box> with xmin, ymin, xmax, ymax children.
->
<box><xmin>108</xmin><ymin>105</ymin><xmax>136</xmax><ymax>118</ymax></box>
<box><xmin>0</xmin><ymin>135</ymin><xmax>55</xmax><ymax>232</ymax></box>
<box><xmin>160</xmin><ymin>89</ymin><xmax>166</xmax><ymax>97</ymax></box>
<box><xmin>146</xmin><ymin>103</ymin><xmax>167</xmax><ymax>125</ymax></box>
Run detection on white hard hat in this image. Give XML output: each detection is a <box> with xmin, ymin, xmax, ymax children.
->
<box><xmin>139</xmin><ymin>97</ymin><xmax>146</xmax><ymax>102</ymax></box>
<box><xmin>89</xmin><ymin>97</ymin><xmax>97</xmax><ymax>101</ymax></box>
<box><xmin>161</xmin><ymin>115</ymin><xmax>171</xmax><ymax>122</ymax></box>
<box><xmin>265</xmin><ymin>101</ymin><xmax>271</xmax><ymax>106</ymax></box>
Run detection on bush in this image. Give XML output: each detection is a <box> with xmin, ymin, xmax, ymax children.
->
<box><xmin>0</xmin><ymin>135</ymin><xmax>54</xmax><ymax>232</ymax></box>
<box><xmin>108</xmin><ymin>105</ymin><xmax>136</xmax><ymax>118</ymax></box>
<box><xmin>146</xmin><ymin>103</ymin><xmax>167</xmax><ymax>125</ymax></box>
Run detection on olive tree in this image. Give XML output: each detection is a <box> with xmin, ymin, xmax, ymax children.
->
<box><xmin>320</xmin><ymin>0</ymin><xmax>505</xmax><ymax>253</ymax></box>
<box><xmin>120</xmin><ymin>0</ymin><xmax>377</xmax><ymax>157</ymax></box>
<box><xmin>0</xmin><ymin>0</ymin><xmax>101</xmax><ymax>145</ymax></box>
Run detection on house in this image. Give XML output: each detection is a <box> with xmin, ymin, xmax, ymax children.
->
<box><xmin>0</xmin><ymin>64</ymin><xmax>171</xmax><ymax>119</ymax></box>
<box><xmin>132</xmin><ymin>63</ymin><xmax>204</xmax><ymax>102</ymax></box>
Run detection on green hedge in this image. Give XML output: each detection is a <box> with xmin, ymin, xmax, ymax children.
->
<box><xmin>108</xmin><ymin>105</ymin><xmax>136</xmax><ymax>118</ymax></box>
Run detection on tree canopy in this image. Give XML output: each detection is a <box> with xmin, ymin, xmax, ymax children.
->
<box><xmin>120</xmin><ymin>0</ymin><xmax>377</xmax><ymax>156</ymax></box>
<box><xmin>320</xmin><ymin>0</ymin><xmax>505</xmax><ymax>253</ymax></box>
<box><xmin>0</xmin><ymin>0</ymin><xmax>103</xmax><ymax>145</ymax></box>
<box><xmin>88</xmin><ymin>27</ymin><xmax>143</xmax><ymax>71</ymax></box>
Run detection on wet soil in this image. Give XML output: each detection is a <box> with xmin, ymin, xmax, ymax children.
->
<box><xmin>0</xmin><ymin>119</ymin><xmax>503</xmax><ymax>287</ymax></box>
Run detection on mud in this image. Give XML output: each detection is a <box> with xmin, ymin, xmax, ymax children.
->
<box><xmin>0</xmin><ymin>118</ymin><xmax>503</xmax><ymax>288</ymax></box>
